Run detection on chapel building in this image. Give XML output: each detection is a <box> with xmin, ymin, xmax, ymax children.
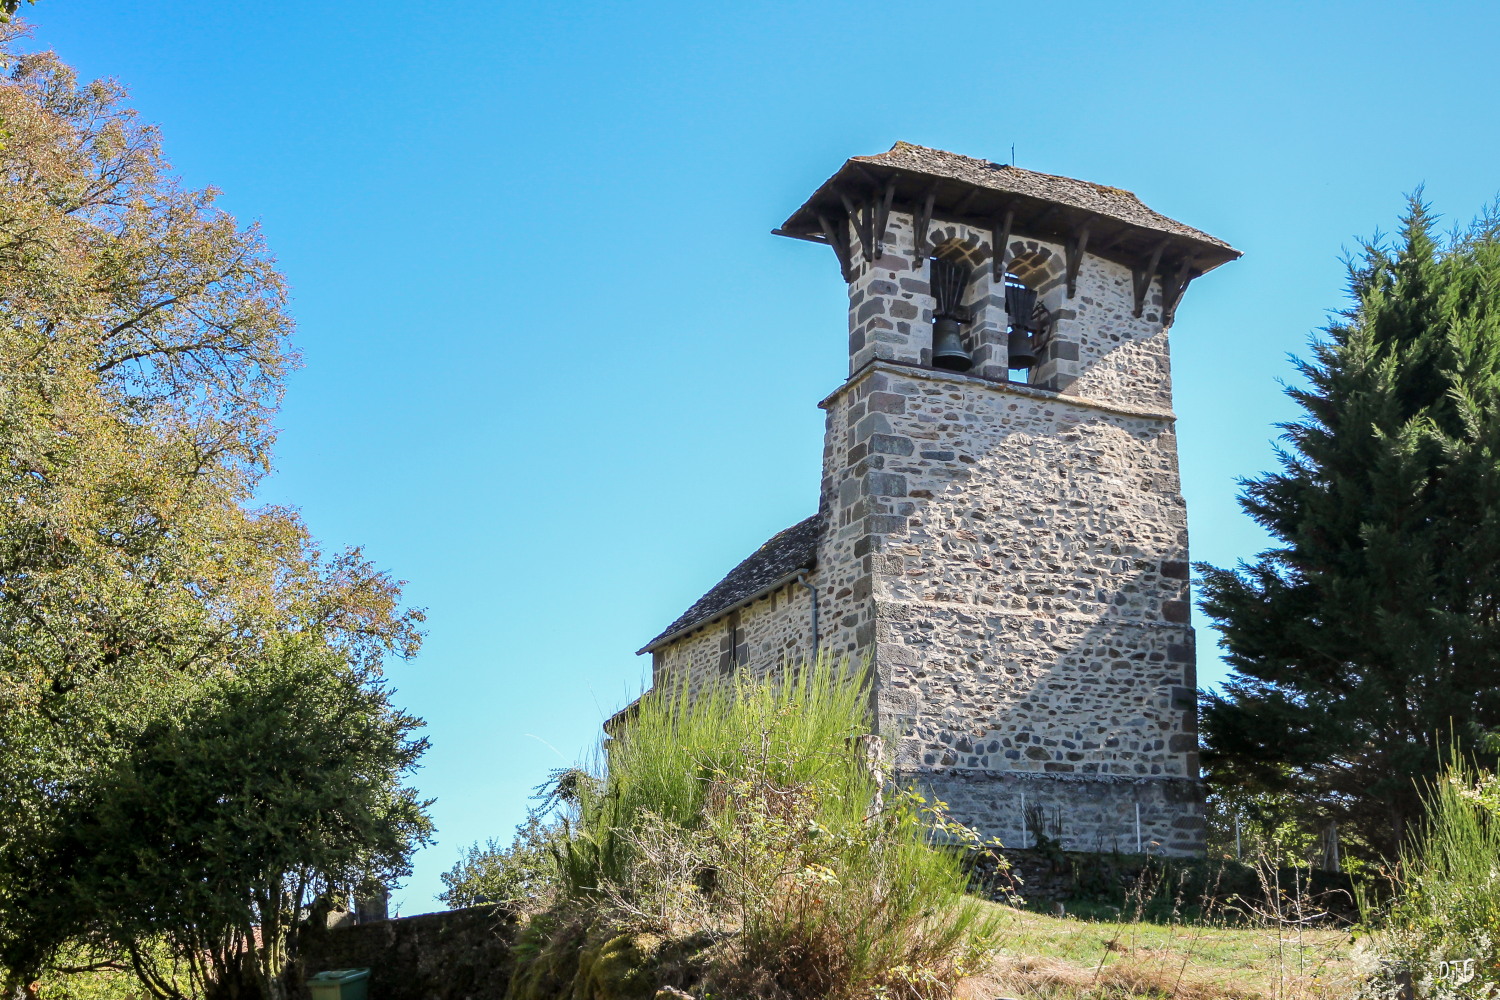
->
<box><xmin>631</xmin><ymin>143</ymin><xmax>1239</xmax><ymax>856</ymax></box>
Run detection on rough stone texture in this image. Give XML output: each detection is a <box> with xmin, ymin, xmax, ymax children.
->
<box><xmin>290</xmin><ymin>905</ymin><xmax>518</xmax><ymax>1000</ymax></box>
<box><xmin>912</xmin><ymin>770</ymin><xmax>1204</xmax><ymax>858</ymax></box>
<box><xmin>813</xmin><ymin>357</ymin><xmax>1201</xmax><ymax>854</ymax></box>
<box><xmin>639</xmin><ymin>165</ymin><xmax>1221</xmax><ymax>857</ymax></box>
<box><xmin>651</xmin><ymin>579</ymin><xmax>816</xmax><ymax>695</ymax></box>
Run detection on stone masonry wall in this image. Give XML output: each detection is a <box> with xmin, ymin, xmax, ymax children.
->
<box><xmin>650</xmin><ymin>204</ymin><xmax>1204</xmax><ymax>855</ymax></box>
<box><xmin>289</xmin><ymin>905</ymin><xmax>518</xmax><ymax>1000</ymax></box>
<box><xmin>1061</xmin><ymin>248</ymin><xmax>1174</xmax><ymax>410</ymax></box>
<box><xmin>652</xmin><ymin>580</ymin><xmax>817</xmax><ymax>695</ymax></box>
<box><xmin>914</xmin><ymin>770</ymin><xmax>1203</xmax><ymax>856</ymax></box>
<box><xmin>816</xmin><ymin>208</ymin><xmax>1202</xmax><ymax>855</ymax></box>
<box><xmin>818</xmin><ymin>361</ymin><xmax>1202</xmax><ymax>855</ymax></box>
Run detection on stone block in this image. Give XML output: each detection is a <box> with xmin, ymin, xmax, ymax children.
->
<box><xmin>1169</xmin><ymin>734</ymin><xmax>1197</xmax><ymax>753</ymax></box>
<box><xmin>866</xmin><ymin>472</ymin><xmax>908</xmax><ymax>497</ymax></box>
<box><xmin>870</xmin><ymin>433</ymin><xmax>914</xmax><ymax>456</ymax></box>
<box><xmin>865</xmin><ymin>514</ymin><xmax>908</xmax><ymax>534</ymax></box>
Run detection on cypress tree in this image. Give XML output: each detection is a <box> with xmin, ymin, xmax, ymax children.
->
<box><xmin>1199</xmin><ymin>197</ymin><xmax>1500</xmax><ymax>858</ymax></box>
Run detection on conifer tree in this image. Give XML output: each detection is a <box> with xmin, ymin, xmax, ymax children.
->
<box><xmin>1199</xmin><ymin>197</ymin><xmax>1500</xmax><ymax>859</ymax></box>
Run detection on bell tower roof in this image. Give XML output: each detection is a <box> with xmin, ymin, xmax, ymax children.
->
<box><xmin>777</xmin><ymin>142</ymin><xmax>1240</xmax><ymax>278</ymax></box>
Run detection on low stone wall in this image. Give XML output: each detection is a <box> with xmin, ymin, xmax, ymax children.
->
<box><xmin>290</xmin><ymin>905</ymin><xmax>518</xmax><ymax>1000</ymax></box>
<box><xmin>909</xmin><ymin>769</ymin><xmax>1204</xmax><ymax>857</ymax></box>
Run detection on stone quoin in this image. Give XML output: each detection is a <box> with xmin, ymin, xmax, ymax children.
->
<box><xmin>622</xmin><ymin>142</ymin><xmax>1240</xmax><ymax>857</ymax></box>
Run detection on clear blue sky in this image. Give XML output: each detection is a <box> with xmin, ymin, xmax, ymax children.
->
<box><xmin>36</xmin><ymin>0</ymin><xmax>1500</xmax><ymax>912</ymax></box>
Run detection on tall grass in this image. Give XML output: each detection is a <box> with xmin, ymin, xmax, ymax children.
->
<box><xmin>544</xmin><ymin>657</ymin><xmax>997</xmax><ymax>1000</ymax></box>
<box><xmin>1373</xmin><ymin>755</ymin><xmax>1500</xmax><ymax>996</ymax></box>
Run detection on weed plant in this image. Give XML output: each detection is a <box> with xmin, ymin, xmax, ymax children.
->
<box><xmin>1367</xmin><ymin>755</ymin><xmax>1500</xmax><ymax>998</ymax></box>
<box><xmin>519</xmin><ymin>657</ymin><xmax>999</xmax><ymax>1000</ymax></box>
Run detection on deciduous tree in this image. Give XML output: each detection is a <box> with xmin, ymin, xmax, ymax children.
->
<box><xmin>7</xmin><ymin>639</ymin><xmax>431</xmax><ymax>1000</ymax></box>
<box><xmin>0</xmin><ymin>28</ymin><xmax>430</xmax><ymax>997</ymax></box>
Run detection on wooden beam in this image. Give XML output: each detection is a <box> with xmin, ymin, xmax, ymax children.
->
<box><xmin>874</xmin><ymin>177</ymin><xmax>896</xmax><ymax>260</ymax></box>
<box><xmin>815</xmin><ymin>209</ymin><xmax>854</xmax><ymax>281</ymax></box>
<box><xmin>1090</xmin><ymin>225</ymin><xmax>1132</xmax><ymax>257</ymax></box>
<box><xmin>1160</xmin><ymin>257</ymin><xmax>1194</xmax><ymax>326</ymax></box>
<box><xmin>953</xmin><ymin>188</ymin><xmax>982</xmax><ymax>216</ymax></box>
<box><xmin>1030</xmin><ymin>204</ymin><xmax>1060</xmax><ymax>235</ymax></box>
<box><xmin>1131</xmin><ymin>239</ymin><xmax>1169</xmax><ymax>318</ymax></box>
<box><xmin>770</xmin><ymin>228</ymin><xmax>830</xmax><ymax>245</ymax></box>
<box><xmin>1065</xmin><ymin>222</ymin><xmax>1091</xmax><ymax>298</ymax></box>
<box><xmin>912</xmin><ymin>186</ymin><xmax>937</xmax><ymax>266</ymax></box>
<box><xmin>991</xmin><ymin>207</ymin><xmax>1014</xmax><ymax>281</ymax></box>
<box><xmin>838</xmin><ymin>191</ymin><xmax>874</xmax><ymax>263</ymax></box>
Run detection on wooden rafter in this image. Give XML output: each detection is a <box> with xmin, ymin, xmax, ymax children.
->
<box><xmin>1030</xmin><ymin>204</ymin><xmax>1060</xmax><ymax>234</ymax></box>
<box><xmin>991</xmin><ymin>207</ymin><xmax>1014</xmax><ymax>281</ymax></box>
<box><xmin>1090</xmin><ymin>225</ymin><xmax>1132</xmax><ymax>257</ymax></box>
<box><xmin>1159</xmin><ymin>257</ymin><xmax>1194</xmax><ymax>326</ymax></box>
<box><xmin>912</xmin><ymin>186</ymin><xmax>937</xmax><ymax>266</ymax></box>
<box><xmin>1065</xmin><ymin>222</ymin><xmax>1092</xmax><ymax>298</ymax></box>
<box><xmin>953</xmin><ymin>188</ymin><xmax>982</xmax><ymax>216</ymax></box>
<box><xmin>874</xmin><ymin>177</ymin><xmax>896</xmax><ymax>260</ymax></box>
<box><xmin>1131</xmin><ymin>239</ymin><xmax>1169</xmax><ymax>318</ymax></box>
<box><xmin>838</xmin><ymin>191</ymin><xmax>874</xmax><ymax>263</ymax></box>
<box><xmin>815</xmin><ymin>209</ymin><xmax>854</xmax><ymax>281</ymax></box>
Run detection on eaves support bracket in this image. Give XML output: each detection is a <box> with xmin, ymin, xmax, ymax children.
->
<box><xmin>1131</xmin><ymin>239</ymin><xmax>1169</xmax><ymax>318</ymax></box>
<box><xmin>1064</xmin><ymin>221</ymin><xmax>1092</xmax><ymax>298</ymax></box>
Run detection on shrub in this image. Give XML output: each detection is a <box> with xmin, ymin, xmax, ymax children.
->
<box><xmin>1371</xmin><ymin>755</ymin><xmax>1500</xmax><ymax>998</ymax></box>
<box><xmin>440</xmin><ymin>814</ymin><xmax>563</xmax><ymax>911</ymax></box>
<box><xmin>524</xmin><ymin>657</ymin><xmax>998</xmax><ymax>1000</ymax></box>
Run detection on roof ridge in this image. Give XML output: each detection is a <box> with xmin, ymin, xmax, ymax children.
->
<box><xmin>863</xmin><ymin>141</ymin><xmax>1146</xmax><ymax>204</ymax></box>
<box><xmin>638</xmin><ymin>513</ymin><xmax>823</xmax><ymax>654</ymax></box>
<box><xmin>781</xmin><ymin>143</ymin><xmax>1240</xmax><ymax>267</ymax></box>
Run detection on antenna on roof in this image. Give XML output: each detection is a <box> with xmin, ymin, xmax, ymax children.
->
<box><xmin>1011</xmin><ymin>144</ymin><xmax>1016</xmax><ymax>166</ymax></box>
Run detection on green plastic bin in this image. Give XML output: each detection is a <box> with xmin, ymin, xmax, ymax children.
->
<box><xmin>307</xmin><ymin>968</ymin><xmax>370</xmax><ymax>1000</ymax></box>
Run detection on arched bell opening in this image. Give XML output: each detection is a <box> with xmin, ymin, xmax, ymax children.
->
<box><xmin>1003</xmin><ymin>272</ymin><xmax>1043</xmax><ymax>382</ymax></box>
<box><xmin>1000</xmin><ymin>247</ymin><xmax>1060</xmax><ymax>385</ymax></box>
<box><xmin>928</xmin><ymin>237</ymin><xmax>985</xmax><ymax>373</ymax></box>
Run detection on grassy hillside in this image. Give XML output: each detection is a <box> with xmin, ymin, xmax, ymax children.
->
<box><xmin>959</xmin><ymin>903</ymin><xmax>1362</xmax><ymax>1000</ymax></box>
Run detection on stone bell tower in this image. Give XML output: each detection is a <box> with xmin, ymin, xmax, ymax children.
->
<box><xmin>634</xmin><ymin>142</ymin><xmax>1238</xmax><ymax>856</ymax></box>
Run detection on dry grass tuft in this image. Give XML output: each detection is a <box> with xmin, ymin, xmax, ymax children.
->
<box><xmin>962</xmin><ymin>902</ymin><xmax>1365</xmax><ymax>999</ymax></box>
<box><xmin>974</xmin><ymin>954</ymin><xmax>1277</xmax><ymax>999</ymax></box>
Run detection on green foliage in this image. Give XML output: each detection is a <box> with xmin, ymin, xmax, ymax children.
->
<box><xmin>0</xmin><ymin>35</ymin><xmax>430</xmax><ymax>999</ymax></box>
<box><xmin>34</xmin><ymin>945</ymin><xmax>167</xmax><ymax>1000</ymax></box>
<box><xmin>522</xmin><ymin>658</ymin><xmax>998</xmax><ymax>1000</ymax></box>
<box><xmin>1199</xmin><ymin>196</ymin><xmax>1500</xmax><ymax>859</ymax></box>
<box><xmin>440</xmin><ymin>813</ymin><xmax>563</xmax><ymax>910</ymax></box>
<box><xmin>1204</xmin><ymin>785</ymin><xmax>1322</xmax><ymax>866</ymax></box>
<box><xmin>3</xmin><ymin>638</ymin><xmax>432</xmax><ymax>999</ymax></box>
<box><xmin>1372</xmin><ymin>755</ymin><xmax>1500</xmax><ymax>997</ymax></box>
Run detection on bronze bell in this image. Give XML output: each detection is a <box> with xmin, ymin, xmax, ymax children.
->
<box><xmin>930</xmin><ymin>257</ymin><xmax>973</xmax><ymax>372</ymax></box>
<box><xmin>1007</xmin><ymin>329</ymin><xmax>1039</xmax><ymax>369</ymax></box>
<box><xmin>932</xmin><ymin>317</ymin><xmax>972</xmax><ymax>371</ymax></box>
<box><xmin>1003</xmin><ymin>281</ymin><xmax>1041</xmax><ymax>368</ymax></box>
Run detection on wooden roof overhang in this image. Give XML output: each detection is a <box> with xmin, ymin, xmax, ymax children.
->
<box><xmin>775</xmin><ymin>145</ymin><xmax>1241</xmax><ymax>321</ymax></box>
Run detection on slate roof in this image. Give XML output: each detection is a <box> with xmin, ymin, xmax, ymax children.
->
<box><xmin>638</xmin><ymin>514</ymin><xmax>823</xmax><ymax>654</ymax></box>
<box><xmin>780</xmin><ymin>142</ymin><xmax>1240</xmax><ymax>275</ymax></box>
